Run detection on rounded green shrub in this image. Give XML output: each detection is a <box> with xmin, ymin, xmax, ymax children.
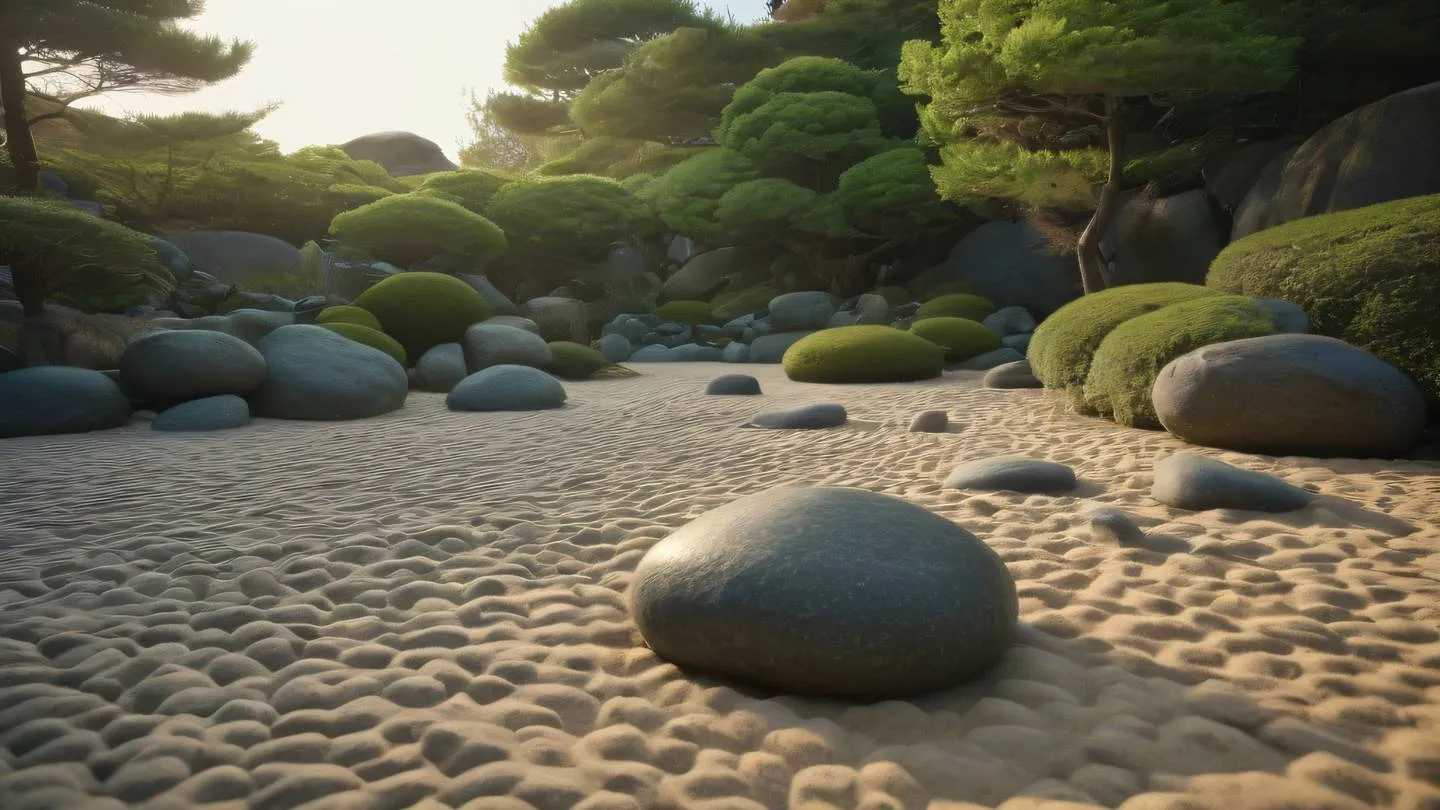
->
<box><xmin>352</xmin><ymin>272</ymin><xmax>491</xmax><ymax>365</ymax></box>
<box><xmin>548</xmin><ymin>341</ymin><xmax>611</xmax><ymax>379</ymax></box>
<box><xmin>910</xmin><ymin>317</ymin><xmax>1003</xmax><ymax>362</ymax></box>
<box><xmin>783</xmin><ymin>325</ymin><xmax>944</xmax><ymax>383</ymax></box>
<box><xmin>1029</xmin><ymin>282</ymin><xmax>1221</xmax><ymax>393</ymax></box>
<box><xmin>1207</xmin><ymin>193</ymin><xmax>1440</xmax><ymax>410</ymax></box>
<box><xmin>915</xmin><ymin>293</ymin><xmax>996</xmax><ymax>322</ymax></box>
<box><xmin>1083</xmin><ymin>295</ymin><xmax>1277</xmax><ymax>427</ymax></box>
<box><xmin>328</xmin><ymin>193</ymin><xmax>507</xmax><ymax>270</ymax></box>
<box><xmin>656</xmin><ymin>300</ymin><xmax>714</xmax><ymax>324</ymax></box>
<box><xmin>415</xmin><ymin>169</ymin><xmax>515</xmax><ymax>214</ymax></box>
<box><xmin>315</xmin><ymin>305</ymin><xmax>383</xmax><ymax>331</ymax></box>
<box><xmin>318</xmin><ymin>322</ymin><xmax>407</xmax><ymax>365</ymax></box>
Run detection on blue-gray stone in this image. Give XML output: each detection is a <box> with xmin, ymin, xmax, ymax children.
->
<box><xmin>147</xmin><ymin>238</ymin><xmax>195</xmax><ymax>283</ymax></box>
<box><xmin>462</xmin><ymin>323</ymin><xmax>552</xmax><ymax>372</ymax></box>
<box><xmin>767</xmin><ymin>292</ymin><xmax>841</xmax><ymax>332</ymax></box>
<box><xmin>706</xmin><ymin>374</ymin><xmax>762</xmax><ymax>395</ymax></box>
<box><xmin>599</xmin><ymin>333</ymin><xmax>632</xmax><ymax>363</ymax></box>
<box><xmin>747</xmin><ymin>403</ymin><xmax>847</xmax><ymax>429</ymax></box>
<box><xmin>983</xmin><ymin>360</ymin><xmax>1042</xmax><ymax>389</ymax></box>
<box><xmin>748</xmin><ymin>330</ymin><xmax>816</xmax><ymax>364</ymax></box>
<box><xmin>249</xmin><ymin>325</ymin><xmax>407</xmax><ymax>420</ymax></box>
<box><xmin>954</xmin><ymin>348</ymin><xmax>1025</xmax><ymax>371</ymax></box>
<box><xmin>413</xmin><ymin>343</ymin><xmax>467</xmax><ymax>393</ymax></box>
<box><xmin>447</xmin><ymin>364</ymin><xmax>566</xmax><ymax>412</ymax></box>
<box><xmin>39</xmin><ymin>170</ymin><xmax>68</xmax><ymax>196</ymax></box>
<box><xmin>944</xmin><ymin>457</ymin><xmax>1077</xmax><ymax>494</ymax></box>
<box><xmin>0</xmin><ymin>367</ymin><xmax>132</xmax><ymax>438</ymax></box>
<box><xmin>629</xmin><ymin>345</ymin><xmax>675</xmax><ymax>362</ymax></box>
<box><xmin>1152</xmin><ymin>454</ymin><xmax>1314</xmax><ymax>513</ymax></box>
<box><xmin>669</xmin><ymin>344</ymin><xmax>724</xmax><ymax>362</ymax></box>
<box><xmin>153</xmin><ymin>395</ymin><xmax>250</xmax><ymax>432</ymax></box>
<box><xmin>119</xmin><ymin>330</ymin><xmax>267</xmax><ymax>404</ymax></box>
<box><xmin>721</xmin><ymin>342</ymin><xmax>750</xmax><ymax>363</ymax></box>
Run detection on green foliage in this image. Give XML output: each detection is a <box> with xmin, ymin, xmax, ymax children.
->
<box><xmin>318</xmin><ymin>322</ymin><xmax>408</xmax><ymax>366</ymax></box>
<box><xmin>486</xmin><ymin>175</ymin><xmax>658</xmax><ymax>261</ymax></box>
<box><xmin>915</xmin><ymin>293</ymin><xmax>995</xmax><ymax>321</ymax></box>
<box><xmin>756</xmin><ymin>0</ymin><xmax>943</xmax><ymax>73</ymax></box>
<box><xmin>537</xmin><ymin>136</ymin><xmax>706</xmax><ymax>178</ymax></box>
<box><xmin>832</xmin><ymin>148</ymin><xmax>946</xmax><ymax>236</ymax></box>
<box><xmin>656</xmin><ymin>300</ymin><xmax>714</xmax><ymax>324</ymax></box>
<box><xmin>329</xmin><ymin>194</ymin><xmax>508</xmax><ymax>271</ymax></box>
<box><xmin>919</xmin><ymin>140</ymin><xmax>1109</xmax><ymax>212</ymax></box>
<box><xmin>547</xmin><ymin>341</ymin><xmax>613</xmax><ymax>379</ymax></box>
<box><xmin>1084</xmin><ymin>295</ymin><xmax>1276</xmax><ymax>427</ymax></box>
<box><xmin>1028</xmin><ymin>282</ymin><xmax>1221</xmax><ymax>393</ymax></box>
<box><xmin>783</xmin><ymin>325</ymin><xmax>945</xmax><ymax>383</ymax></box>
<box><xmin>711</xmin><ymin>283</ymin><xmax>782</xmax><ymax>322</ymax></box>
<box><xmin>643</xmin><ymin>148</ymin><xmax>763</xmax><ymax>238</ymax></box>
<box><xmin>721</xmin><ymin>90</ymin><xmax>888</xmax><ymax>176</ymax></box>
<box><xmin>414</xmin><ymin>169</ymin><xmax>515</xmax><ymax>214</ymax></box>
<box><xmin>352</xmin><ymin>272</ymin><xmax>493</xmax><ymax>365</ymax></box>
<box><xmin>910</xmin><ymin>317</ymin><xmax>1002</xmax><ymax>362</ymax></box>
<box><xmin>0</xmin><ymin>196</ymin><xmax>171</xmax><ymax>315</ymax></box>
<box><xmin>462</xmin><ymin>89</ymin><xmax>581</xmax><ymax>172</ymax></box>
<box><xmin>315</xmin><ymin>305</ymin><xmax>384</xmax><ymax>331</ymax></box>
<box><xmin>714</xmin><ymin>178</ymin><xmax>840</xmax><ymax>239</ymax></box>
<box><xmin>1207</xmin><ymin>194</ymin><xmax>1440</xmax><ymax>409</ymax></box>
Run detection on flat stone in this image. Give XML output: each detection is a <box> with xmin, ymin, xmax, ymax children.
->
<box><xmin>119</xmin><ymin>329</ymin><xmax>267</xmax><ymax>404</ymax></box>
<box><xmin>944</xmin><ymin>456</ymin><xmax>1077</xmax><ymax>494</ymax></box>
<box><xmin>746</xmin><ymin>403</ymin><xmax>847</xmax><ymax>430</ymax></box>
<box><xmin>249</xmin><ymin>325</ymin><xmax>407</xmax><ymax>421</ymax></box>
<box><xmin>1151</xmin><ymin>454</ymin><xmax>1314</xmax><ymax>513</ymax></box>
<box><xmin>152</xmin><ymin>395</ymin><xmax>250</xmax><ymax>432</ymax></box>
<box><xmin>706</xmin><ymin>374</ymin><xmax>762</xmax><ymax>395</ymax></box>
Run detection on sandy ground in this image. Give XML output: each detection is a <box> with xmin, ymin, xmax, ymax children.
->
<box><xmin>0</xmin><ymin>362</ymin><xmax>1437</xmax><ymax>810</ymax></box>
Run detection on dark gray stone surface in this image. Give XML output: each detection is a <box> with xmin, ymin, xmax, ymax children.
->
<box><xmin>152</xmin><ymin>395</ymin><xmax>250</xmax><ymax>432</ymax></box>
<box><xmin>746</xmin><ymin>403</ymin><xmax>847</xmax><ymax>429</ymax></box>
<box><xmin>249</xmin><ymin>325</ymin><xmax>407</xmax><ymax>421</ymax></box>
<box><xmin>706</xmin><ymin>374</ymin><xmax>762</xmax><ymax>396</ymax></box>
<box><xmin>983</xmin><ymin>360</ymin><xmax>1042</xmax><ymax>389</ymax></box>
<box><xmin>0</xmin><ymin>366</ymin><xmax>133</xmax><ymax>438</ymax></box>
<box><xmin>413</xmin><ymin>343</ymin><xmax>468</xmax><ymax>393</ymax></box>
<box><xmin>1151</xmin><ymin>454</ymin><xmax>1314</xmax><ymax>513</ymax></box>
<box><xmin>944</xmin><ymin>457</ymin><xmax>1077</xmax><ymax>494</ymax></box>
<box><xmin>447</xmin><ymin>364</ymin><xmax>566</xmax><ymax>412</ymax></box>
<box><xmin>119</xmin><ymin>330</ymin><xmax>267</xmax><ymax>404</ymax></box>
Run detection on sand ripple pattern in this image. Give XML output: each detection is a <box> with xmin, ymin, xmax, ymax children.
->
<box><xmin>1</xmin><ymin>363</ymin><xmax>1438</xmax><ymax>810</ymax></box>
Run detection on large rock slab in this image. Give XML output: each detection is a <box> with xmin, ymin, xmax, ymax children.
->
<box><xmin>461</xmin><ymin>323</ymin><xmax>552</xmax><ymax>373</ymax></box>
<box><xmin>662</xmin><ymin>246</ymin><xmax>752</xmax><ymax>301</ymax></box>
<box><xmin>629</xmin><ymin>485</ymin><xmax>1018</xmax><ymax>698</ymax></box>
<box><xmin>447</xmin><ymin>365</ymin><xmax>566</xmax><ymax>411</ymax></box>
<box><xmin>161</xmin><ymin>230</ymin><xmax>301</xmax><ymax>286</ymax></box>
<box><xmin>1153</xmin><ymin>334</ymin><xmax>1426</xmax><ymax>457</ymax></box>
<box><xmin>1152</xmin><ymin>454</ymin><xmax>1314</xmax><ymax>513</ymax></box>
<box><xmin>340</xmin><ymin>130</ymin><xmax>457</xmax><ymax>177</ymax></box>
<box><xmin>119</xmin><ymin>330</ymin><xmax>267</xmax><ymax>404</ymax></box>
<box><xmin>0</xmin><ymin>367</ymin><xmax>133</xmax><ymax>438</ymax></box>
<box><xmin>944</xmin><ymin>457</ymin><xmax>1077</xmax><ymax>494</ymax></box>
<box><xmin>152</xmin><ymin>395</ymin><xmax>250</xmax><ymax>432</ymax></box>
<box><xmin>249</xmin><ymin>325</ymin><xmax>408</xmax><ymax>420</ymax></box>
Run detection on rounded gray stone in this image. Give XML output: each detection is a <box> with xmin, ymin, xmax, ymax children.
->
<box><xmin>1089</xmin><ymin>508</ymin><xmax>1146</xmax><ymax>546</ymax></box>
<box><xmin>598</xmin><ymin>333</ymin><xmax>632</xmax><ymax>363</ymax></box>
<box><xmin>152</xmin><ymin>395</ymin><xmax>250</xmax><ymax>432</ymax></box>
<box><xmin>767</xmin><ymin>292</ymin><xmax>840</xmax><ymax>332</ymax></box>
<box><xmin>413</xmin><ymin>343</ymin><xmax>467</xmax><ymax>393</ymax></box>
<box><xmin>630</xmin><ymin>485</ymin><xmax>1018</xmax><ymax>698</ymax></box>
<box><xmin>909</xmin><ymin>410</ymin><xmax>949</xmax><ymax>433</ymax></box>
<box><xmin>748</xmin><ymin>330</ymin><xmax>816</xmax><ymax>364</ymax></box>
<box><xmin>705</xmin><ymin>374</ymin><xmax>762</xmax><ymax>395</ymax></box>
<box><xmin>944</xmin><ymin>457</ymin><xmax>1077</xmax><ymax>494</ymax></box>
<box><xmin>982</xmin><ymin>306</ymin><xmax>1037</xmax><ymax>337</ymax></box>
<box><xmin>721</xmin><ymin>341</ymin><xmax>750</xmax><ymax>363</ymax></box>
<box><xmin>747</xmin><ymin>403</ymin><xmax>847</xmax><ymax>429</ymax></box>
<box><xmin>462</xmin><ymin>323</ymin><xmax>552</xmax><ymax>373</ymax></box>
<box><xmin>119</xmin><ymin>330</ymin><xmax>266</xmax><ymax>403</ymax></box>
<box><xmin>1152</xmin><ymin>454</ymin><xmax>1314</xmax><ymax>513</ymax></box>
<box><xmin>983</xmin><ymin>360</ymin><xmax>1042</xmax><ymax>389</ymax></box>
<box><xmin>249</xmin><ymin>325</ymin><xmax>408</xmax><ymax>421</ymax></box>
<box><xmin>447</xmin><ymin>364</ymin><xmax>566</xmax><ymax>412</ymax></box>
<box><xmin>954</xmin><ymin>347</ymin><xmax>1025</xmax><ymax>371</ymax></box>
<box><xmin>0</xmin><ymin>366</ymin><xmax>133</xmax><ymax>438</ymax></box>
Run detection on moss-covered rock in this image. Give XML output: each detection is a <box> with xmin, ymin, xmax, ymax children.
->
<box><xmin>656</xmin><ymin>300</ymin><xmax>715</xmax><ymax>324</ymax></box>
<box><xmin>328</xmin><ymin>193</ymin><xmax>507</xmax><ymax>270</ymax></box>
<box><xmin>872</xmin><ymin>286</ymin><xmax>914</xmax><ymax>307</ymax></box>
<box><xmin>1029</xmin><ymin>282</ymin><xmax>1221</xmax><ymax>394</ymax></box>
<box><xmin>352</xmin><ymin>272</ymin><xmax>491</xmax><ymax>364</ymax></box>
<box><xmin>1083</xmin><ymin>295</ymin><xmax>1277</xmax><ymax>427</ymax></box>
<box><xmin>783</xmin><ymin>325</ymin><xmax>945</xmax><ymax>383</ymax></box>
<box><xmin>315</xmin><ymin>305</ymin><xmax>383</xmax><ymax>331</ymax></box>
<box><xmin>915</xmin><ymin>293</ymin><xmax>996</xmax><ymax>322</ymax></box>
<box><xmin>910</xmin><ymin>317</ymin><xmax>1003</xmax><ymax>362</ymax></box>
<box><xmin>317</xmin><ymin>322</ymin><xmax>407</xmax><ymax>366</ymax></box>
<box><xmin>548</xmin><ymin>341</ymin><xmax>613</xmax><ymax>379</ymax></box>
<box><xmin>1207</xmin><ymin>193</ymin><xmax>1440</xmax><ymax>410</ymax></box>
<box><xmin>414</xmin><ymin>169</ymin><xmax>515</xmax><ymax>214</ymax></box>
<box><xmin>711</xmin><ymin>283</ymin><xmax>781</xmax><ymax>322</ymax></box>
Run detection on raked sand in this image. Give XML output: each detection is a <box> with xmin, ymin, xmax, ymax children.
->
<box><xmin>0</xmin><ymin>363</ymin><xmax>1438</xmax><ymax>810</ymax></box>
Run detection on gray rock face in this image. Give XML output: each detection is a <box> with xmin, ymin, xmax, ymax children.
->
<box><xmin>944</xmin><ymin>457</ymin><xmax>1077</xmax><ymax>494</ymax></box>
<box><xmin>983</xmin><ymin>360</ymin><xmax>1043</xmax><ymax>389</ymax></box>
<box><xmin>768</xmin><ymin>292</ymin><xmax>841</xmax><ymax>332</ymax></box>
<box><xmin>661</xmin><ymin>246</ymin><xmax>750</xmax><ymax>301</ymax></box>
<box><xmin>1253</xmin><ymin>299</ymin><xmax>1308</xmax><ymax>334</ymax></box>
<box><xmin>152</xmin><ymin>395</ymin><xmax>250</xmax><ymax>432</ymax></box>
<box><xmin>521</xmin><ymin>297</ymin><xmax>588</xmax><ymax>343</ymax></box>
<box><xmin>1152</xmin><ymin>454</ymin><xmax>1314</xmax><ymax>513</ymax></box>
<box><xmin>340</xmin><ymin>130</ymin><xmax>457</xmax><ymax>177</ymax></box>
<box><xmin>119</xmin><ymin>330</ymin><xmax>267</xmax><ymax>404</ymax></box>
<box><xmin>1153</xmin><ymin>334</ymin><xmax>1426</xmax><ymax>458</ymax></box>
<box><xmin>148</xmin><ymin>238</ymin><xmax>195</xmax><ymax>282</ymax></box>
<box><xmin>413</xmin><ymin>343</ymin><xmax>467</xmax><ymax>393</ymax></box>
<box><xmin>830</xmin><ymin>294</ymin><xmax>892</xmax><ymax>328</ymax></box>
<box><xmin>629</xmin><ymin>345</ymin><xmax>676</xmax><ymax>362</ymax></box>
<box><xmin>598</xmin><ymin>333</ymin><xmax>632</xmax><ymax>362</ymax></box>
<box><xmin>669</xmin><ymin>344</ymin><xmax>724</xmax><ymax>362</ymax></box>
<box><xmin>447</xmin><ymin>365</ymin><xmax>566</xmax><ymax>412</ymax></box>
<box><xmin>481</xmin><ymin>315</ymin><xmax>541</xmax><ymax>335</ymax></box>
<box><xmin>706</xmin><ymin>374</ymin><xmax>762</xmax><ymax>395</ymax></box>
<box><xmin>249</xmin><ymin>325</ymin><xmax>408</xmax><ymax>421</ymax></box>
<box><xmin>923</xmin><ymin>220</ymin><xmax>1082</xmax><ymax>316</ymax></box>
<box><xmin>747</xmin><ymin>403</ymin><xmax>848</xmax><ymax>429</ymax></box>
<box><xmin>983</xmin><ymin>306</ymin><xmax>1037</xmax><ymax>337</ymax></box>
<box><xmin>217</xmin><ymin>290</ymin><xmax>296</xmax><ymax>314</ymax></box>
<box><xmin>455</xmin><ymin>274</ymin><xmax>519</xmax><ymax>317</ymax></box>
<box><xmin>629</xmin><ymin>485</ymin><xmax>1019</xmax><ymax>698</ymax></box>
<box><xmin>721</xmin><ymin>342</ymin><xmax>750</xmax><ymax>363</ymax></box>
<box><xmin>1100</xmin><ymin>189</ymin><xmax>1225</xmax><ymax>286</ymax></box>
<box><xmin>748</xmin><ymin>330</ymin><xmax>816</xmax><ymax>364</ymax></box>
<box><xmin>1001</xmin><ymin>333</ymin><xmax>1032</xmax><ymax>354</ymax></box>
<box><xmin>954</xmin><ymin>348</ymin><xmax>1025</xmax><ymax>371</ymax></box>
<box><xmin>462</xmin><ymin>323</ymin><xmax>552</xmax><ymax>373</ymax></box>
<box><xmin>909</xmin><ymin>410</ymin><xmax>949</xmax><ymax>433</ymax></box>
<box><xmin>161</xmin><ymin>230</ymin><xmax>301</xmax><ymax>286</ymax></box>
<box><xmin>0</xmin><ymin>367</ymin><xmax>133</xmax><ymax>438</ymax></box>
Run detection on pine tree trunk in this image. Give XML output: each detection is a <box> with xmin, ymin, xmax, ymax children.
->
<box><xmin>1075</xmin><ymin>95</ymin><xmax>1125</xmax><ymax>294</ymax></box>
<box><xmin>0</xmin><ymin>40</ymin><xmax>40</xmax><ymax>195</ymax></box>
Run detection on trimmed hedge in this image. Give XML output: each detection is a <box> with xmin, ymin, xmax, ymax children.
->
<box><xmin>1207</xmin><ymin>193</ymin><xmax>1440</xmax><ymax>410</ymax></box>
<box><xmin>318</xmin><ymin>322</ymin><xmax>407</xmax><ymax>366</ymax></box>
<box><xmin>910</xmin><ymin>317</ymin><xmax>1002</xmax><ymax>362</ymax></box>
<box><xmin>329</xmin><ymin>193</ymin><xmax>507</xmax><ymax>270</ymax></box>
<box><xmin>915</xmin><ymin>293</ymin><xmax>995</xmax><ymax>322</ymax></box>
<box><xmin>352</xmin><ymin>272</ymin><xmax>491</xmax><ymax>365</ymax></box>
<box><xmin>1083</xmin><ymin>295</ymin><xmax>1276</xmax><ymax>427</ymax></box>
<box><xmin>1029</xmin><ymin>282</ymin><xmax>1221</xmax><ymax>394</ymax></box>
<box><xmin>548</xmin><ymin>341</ymin><xmax>612</xmax><ymax>379</ymax></box>
<box><xmin>783</xmin><ymin>325</ymin><xmax>944</xmax><ymax>383</ymax></box>
<box><xmin>315</xmin><ymin>305</ymin><xmax>383</xmax><ymax>332</ymax></box>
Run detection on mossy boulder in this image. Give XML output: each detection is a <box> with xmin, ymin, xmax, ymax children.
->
<box><xmin>910</xmin><ymin>317</ymin><xmax>1003</xmax><ymax>362</ymax></box>
<box><xmin>656</xmin><ymin>300</ymin><xmax>714</xmax><ymax>325</ymax></box>
<box><xmin>548</xmin><ymin>341</ymin><xmax>612</xmax><ymax>379</ymax></box>
<box><xmin>1083</xmin><ymin>295</ymin><xmax>1277</xmax><ymax>427</ymax></box>
<box><xmin>352</xmin><ymin>272</ymin><xmax>491</xmax><ymax>364</ymax></box>
<box><xmin>318</xmin><ymin>322</ymin><xmax>408</xmax><ymax>366</ymax></box>
<box><xmin>711</xmin><ymin>283</ymin><xmax>780</xmax><ymax>322</ymax></box>
<box><xmin>783</xmin><ymin>325</ymin><xmax>945</xmax><ymax>384</ymax></box>
<box><xmin>1029</xmin><ymin>282</ymin><xmax>1221</xmax><ymax>394</ymax></box>
<box><xmin>915</xmin><ymin>293</ymin><xmax>996</xmax><ymax>322</ymax></box>
<box><xmin>1207</xmin><ymin>193</ymin><xmax>1440</xmax><ymax>411</ymax></box>
<box><xmin>414</xmin><ymin>168</ymin><xmax>514</xmax><ymax>214</ymax></box>
<box><xmin>315</xmin><ymin>305</ymin><xmax>383</xmax><ymax>332</ymax></box>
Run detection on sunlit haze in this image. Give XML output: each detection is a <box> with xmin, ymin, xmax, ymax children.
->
<box><xmin>77</xmin><ymin>0</ymin><xmax>773</xmax><ymax>160</ymax></box>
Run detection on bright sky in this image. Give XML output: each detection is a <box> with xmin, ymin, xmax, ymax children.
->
<box><xmin>78</xmin><ymin>0</ymin><xmax>773</xmax><ymax>160</ymax></box>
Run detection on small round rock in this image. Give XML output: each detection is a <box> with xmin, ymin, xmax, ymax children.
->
<box><xmin>908</xmin><ymin>410</ymin><xmax>948</xmax><ymax>433</ymax></box>
<box><xmin>705</xmin><ymin>374</ymin><xmax>762</xmax><ymax>395</ymax></box>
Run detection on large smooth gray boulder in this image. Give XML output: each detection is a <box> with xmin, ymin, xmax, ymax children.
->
<box><xmin>481</xmin><ymin>315</ymin><xmax>541</xmax><ymax>335</ymax></box>
<box><xmin>413</xmin><ymin>343</ymin><xmax>467</xmax><ymax>392</ymax></box>
<box><xmin>152</xmin><ymin>395</ymin><xmax>250</xmax><ymax>432</ymax></box>
<box><xmin>461</xmin><ymin>323</ymin><xmax>552</xmax><ymax>373</ymax></box>
<box><xmin>0</xmin><ymin>367</ymin><xmax>133</xmax><ymax>438</ymax></box>
<box><xmin>662</xmin><ymin>247</ymin><xmax>751</xmax><ymax>301</ymax></box>
<box><xmin>521</xmin><ymin>297</ymin><xmax>587</xmax><ymax>343</ymax></box>
<box><xmin>1100</xmin><ymin>189</ymin><xmax>1225</xmax><ymax>286</ymax></box>
<box><xmin>748</xmin><ymin>330</ymin><xmax>816</xmax><ymax>364</ymax></box>
<box><xmin>249</xmin><ymin>325</ymin><xmax>407</xmax><ymax>420</ymax></box>
<box><xmin>1153</xmin><ymin>334</ymin><xmax>1426</xmax><ymax>458</ymax></box>
<box><xmin>161</xmin><ymin>231</ymin><xmax>301</xmax><ymax>286</ymax></box>
<box><xmin>629</xmin><ymin>485</ymin><xmax>1018</xmax><ymax>698</ymax></box>
<box><xmin>119</xmin><ymin>330</ymin><xmax>266</xmax><ymax>403</ymax></box>
<box><xmin>914</xmin><ymin>220</ymin><xmax>1082</xmax><ymax>317</ymax></box>
<box><xmin>447</xmin><ymin>365</ymin><xmax>566</xmax><ymax>411</ymax></box>
<box><xmin>340</xmin><ymin>131</ymin><xmax>456</xmax><ymax>177</ymax></box>
<box><xmin>768</xmin><ymin>292</ymin><xmax>840</xmax><ymax>332</ymax></box>
<box><xmin>1152</xmin><ymin>454</ymin><xmax>1314</xmax><ymax>513</ymax></box>
<box><xmin>944</xmin><ymin>457</ymin><xmax>1077</xmax><ymax>494</ymax></box>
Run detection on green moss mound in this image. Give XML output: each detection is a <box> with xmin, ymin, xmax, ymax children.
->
<box><xmin>352</xmin><ymin>272</ymin><xmax>491</xmax><ymax>365</ymax></box>
<box><xmin>548</xmin><ymin>341</ymin><xmax>612</xmax><ymax>380</ymax></box>
<box><xmin>656</xmin><ymin>300</ymin><xmax>714</xmax><ymax>324</ymax></box>
<box><xmin>1207</xmin><ymin>193</ymin><xmax>1440</xmax><ymax>409</ymax></box>
<box><xmin>915</xmin><ymin>293</ymin><xmax>996</xmax><ymax>322</ymax></box>
<box><xmin>910</xmin><ymin>317</ymin><xmax>1003</xmax><ymax>362</ymax></box>
<box><xmin>711</xmin><ymin>283</ymin><xmax>780</xmax><ymax>322</ymax></box>
<box><xmin>1083</xmin><ymin>295</ymin><xmax>1277</xmax><ymax>427</ymax></box>
<box><xmin>783</xmin><ymin>325</ymin><xmax>944</xmax><ymax>383</ymax></box>
<box><xmin>318</xmin><ymin>322</ymin><xmax>407</xmax><ymax>365</ymax></box>
<box><xmin>1029</xmin><ymin>282</ymin><xmax>1221</xmax><ymax>393</ymax></box>
<box><xmin>328</xmin><ymin>193</ymin><xmax>507</xmax><ymax>270</ymax></box>
<box><xmin>414</xmin><ymin>169</ymin><xmax>515</xmax><ymax>214</ymax></box>
<box><xmin>315</xmin><ymin>305</ymin><xmax>383</xmax><ymax>331</ymax></box>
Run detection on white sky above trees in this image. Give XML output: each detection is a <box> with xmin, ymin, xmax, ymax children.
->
<box><xmin>77</xmin><ymin>0</ymin><xmax>773</xmax><ymax>160</ymax></box>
